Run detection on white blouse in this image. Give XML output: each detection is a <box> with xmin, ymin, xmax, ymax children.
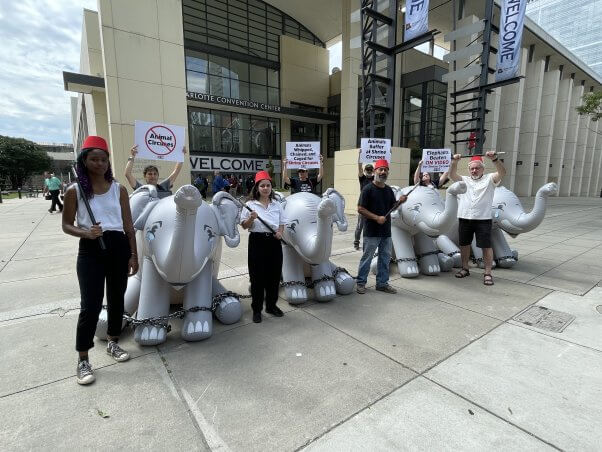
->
<box><xmin>75</xmin><ymin>181</ymin><xmax>124</xmax><ymax>232</ymax></box>
<box><xmin>240</xmin><ymin>199</ymin><xmax>286</xmax><ymax>233</ymax></box>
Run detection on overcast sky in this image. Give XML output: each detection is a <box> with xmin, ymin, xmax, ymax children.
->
<box><xmin>0</xmin><ymin>0</ymin><xmax>96</xmax><ymax>144</ymax></box>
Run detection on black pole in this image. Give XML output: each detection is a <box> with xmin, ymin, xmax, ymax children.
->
<box><xmin>235</xmin><ymin>197</ymin><xmax>290</xmax><ymax>247</ymax></box>
<box><xmin>70</xmin><ymin>165</ymin><xmax>106</xmax><ymax>251</ymax></box>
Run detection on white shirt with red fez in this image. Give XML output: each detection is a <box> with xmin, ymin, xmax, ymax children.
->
<box><xmin>240</xmin><ymin>199</ymin><xmax>286</xmax><ymax>233</ymax></box>
<box><xmin>458</xmin><ymin>173</ymin><xmax>500</xmax><ymax>220</ymax></box>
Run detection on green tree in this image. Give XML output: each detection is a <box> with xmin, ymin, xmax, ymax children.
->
<box><xmin>0</xmin><ymin>136</ymin><xmax>53</xmax><ymax>189</ymax></box>
<box><xmin>576</xmin><ymin>90</ymin><xmax>602</xmax><ymax>122</ymax></box>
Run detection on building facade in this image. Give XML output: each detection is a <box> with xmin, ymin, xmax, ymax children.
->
<box><xmin>65</xmin><ymin>0</ymin><xmax>602</xmax><ymax>198</ymax></box>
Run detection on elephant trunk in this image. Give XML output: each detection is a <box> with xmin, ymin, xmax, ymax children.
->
<box><xmin>163</xmin><ymin>186</ymin><xmax>203</xmax><ymax>286</ymax></box>
<box><xmin>421</xmin><ymin>182</ymin><xmax>465</xmax><ymax>236</ymax></box>
<box><xmin>505</xmin><ymin>183</ymin><xmax>555</xmax><ymax>233</ymax></box>
<box><xmin>298</xmin><ymin>197</ymin><xmax>335</xmax><ymax>263</ymax></box>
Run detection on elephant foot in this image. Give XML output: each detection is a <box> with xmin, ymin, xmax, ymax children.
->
<box><xmin>398</xmin><ymin>262</ymin><xmax>419</xmax><ymax>278</ymax></box>
<box><xmin>94</xmin><ymin>309</ymin><xmax>109</xmax><ymax>340</ymax></box>
<box><xmin>182</xmin><ymin>311</ymin><xmax>212</xmax><ymax>341</ymax></box>
<box><xmin>314</xmin><ymin>281</ymin><xmax>336</xmax><ymax>302</ymax></box>
<box><xmin>134</xmin><ymin>324</ymin><xmax>167</xmax><ymax>346</ymax></box>
<box><xmin>496</xmin><ymin>257</ymin><xmax>517</xmax><ymax>268</ymax></box>
<box><xmin>512</xmin><ymin>249</ymin><xmax>519</xmax><ymax>261</ymax></box>
<box><xmin>421</xmin><ymin>264</ymin><xmax>441</xmax><ymax>276</ymax></box>
<box><xmin>284</xmin><ymin>285</ymin><xmax>308</xmax><ymax>305</ymax></box>
<box><xmin>335</xmin><ymin>272</ymin><xmax>355</xmax><ymax>295</ymax></box>
<box><xmin>437</xmin><ymin>254</ymin><xmax>453</xmax><ymax>272</ymax></box>
<box><xmin>214</xmin><ymin>297</ymin><xmax>242</xmax><ymax>325</ymax></box>
<box><xmin>450</xmin><ymin>253</ymin><xmax>462</xmax><ymax>268</ymax></box>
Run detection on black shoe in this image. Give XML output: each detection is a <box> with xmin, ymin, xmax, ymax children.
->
<box><xmin>252</xmin><ymin>312</ymin><xmax>262</xmax><ymax>323</ymax></box>
<box><xmin>266</xmin><ymin>306</ymin><xmax>284</xmax><ymax>317</ymax></box>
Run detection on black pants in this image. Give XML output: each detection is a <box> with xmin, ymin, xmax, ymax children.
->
<box><xmin>248</xmin><ymin>232</ymin><xmax>283</xmax><ymax>313</ymax></box>
<box><xmin>458</xmin><ymin>218</ymin><xmax>493</xmax><ymax>248</ymax></box>
<box><xmin>75</xmin><ymin>231</ymin><xmax>130</xmax><ymax>352</ymax></box>
<box><xmin>354</xmin><ymin>215</ymin><xmax>365</xmax><ymax>246</ymax></box>
<box><xmin>49</xmin><ymin>190</ymin><xmax>63</xmax><ymax>212</ymax></box>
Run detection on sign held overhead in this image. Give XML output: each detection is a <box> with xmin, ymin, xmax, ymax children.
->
<box><xmin>421</xmin><ymin>149</ymin><xmax>451</xmax><ymax>173</ymax></box>
<box><xmin>285</xmin><ymin>142</ymin><xmax>321</xmax><ymax>169</ymax></box>
<box><xmin>360</xmin><ymin>138</ymin><xmax>391</xmax><ymax>163</ymax></box>
<box><xmin>134</xmin><ymin>120</ymin><xmax>185</xmax><ymax>162</ymax></box>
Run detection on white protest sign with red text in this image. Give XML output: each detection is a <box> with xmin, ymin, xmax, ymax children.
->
<box><xmin>285</xmin><ymin>142</ymin><xmax>320</xmax><ymax>169</ymax></box>
<box><xmin>134</xmin><ymin>120</ymin><xmax>185</xmax><ymax>162</ymax></box>
<box><xmin>421</xmin><ymin>148</ymin><xmax>451</xmax><ymax>173</ymax></box>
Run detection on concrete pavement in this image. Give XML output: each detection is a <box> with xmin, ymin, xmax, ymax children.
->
<box><xmin>0</xmin><ymin>195</ymin><xmax>601</xmax><ymax>450</ymax></box>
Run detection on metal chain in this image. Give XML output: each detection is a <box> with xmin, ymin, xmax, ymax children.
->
<box><xmin>447</xmin><ymin>252</ymin><xmax>459</xmax><ymax>257</ymax></box>
<box><xmin>396</xmin><ymin>257</ymin><xmax>417</xmax><ymax>263</ymax></box>
<box><xmin>104</xmin><ymin>291</ymin><xmax>250</xmax><ymax>331</ymax></box>
<box><xmin>415</xmin><ymin>250</ymin><xmax>441</xmax><ymax>259</ymax></box>
<box><xmin>471</xmin><ymin>257</ymin><xmax>484</xmax><ymax>264</ymax></box>
<box><xmin>494</xmin><ymin>255</ymin><xmax>517</xmax><ymax>263</ymax></box>
<box><xmin>280</xmin><ymin>267</ymin><xmax>355</xmax><ymax>289</ymax></box>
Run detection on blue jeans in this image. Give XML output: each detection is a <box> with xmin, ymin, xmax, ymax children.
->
<box><xmin>356</xmin><ymin>236</ymin><xmax>392</xmax><ymax>287</ymax></box>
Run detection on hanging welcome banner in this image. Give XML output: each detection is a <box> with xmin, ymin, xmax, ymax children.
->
<box><xmin>495</xmin><ymin>0</ymin><xmax>526</xmax><ymax>82</ymax></box>
<box><xmin>404</xmin><ymin>0</ymin><xmax>430</xmax><ymax>41</ymax></box>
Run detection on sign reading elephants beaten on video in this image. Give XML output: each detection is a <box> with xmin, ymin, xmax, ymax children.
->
<box><xmin>360</xmin><ymin>138</ymin><xmax>391</xmax><ymax>163</ymax></box>
<box><xmin>285</xmin><ymin>142</ymin><xmax>320</xmax><ymax>169</ymax></box>
<box><xmin>421</xmin><ymin>149</ymin><xmax>451</xmax><ymax>173</ymax></box>
<box><xmin>134</xmin><ymin>120</ymin><xmax>185</xmax><ymax>162</ymax></box>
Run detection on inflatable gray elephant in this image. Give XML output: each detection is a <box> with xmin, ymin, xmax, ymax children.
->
<box><xmin>436</xmin><ymin>182</ymin><xmax>558</xmax><ymax>268</ymax></box>
<box><xmin>281</xmin><ymin>189</ymin><xmax>355</xmax><ymax>304</ymax></box>
<box><xmin>371</xmin><ymin>181</ymin><xmax>467</xmax><ymax>278</ymax></box>
<box><xmin>97</xmin><ymin>184</ymin><xmax>243</xmax><ymax>346</ymax></box>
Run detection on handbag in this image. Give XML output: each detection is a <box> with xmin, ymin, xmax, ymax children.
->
<box><xmin>45</xmin><ymin>194</ymin><xmax>52</xmax><ymax>200</ymax></box>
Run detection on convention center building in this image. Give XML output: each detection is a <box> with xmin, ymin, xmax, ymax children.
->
<box><xmin>64</xmin><ymin>0</ymin><xmax>602</xmax><ymax>198</ymax></box>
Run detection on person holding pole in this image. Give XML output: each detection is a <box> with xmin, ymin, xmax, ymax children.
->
<box><xmin>447</xmin><ymin>151</ymin><xmax>506</xmax><ymax>285</ymax></box>
<box><xmin>282</xmin><ymin>155</ymin><xmax>323</xmax><ymax>194</ymax></box>
<box><xmin>124</xmin><ymin>144</ymin><xmax>186</xmax><ymax>197</ymax></box>
<box><xmin>354</xmin><ymin>151</ymin><xmax>374</xmax><ymax>250</ymax></box>
<box><xmin>240</xmin><ymin>170</ymin><xmax>286</xmax><ymax>324</ymax></box>
<box><xmin>62</xmin><ymin>136</ymin><xmax>138</xmax><ymax>385</ymax></box>
<box><xmin>355</xmin><ymin>159</ymin><xmax>406</xmax><ymax>295</ymax></box>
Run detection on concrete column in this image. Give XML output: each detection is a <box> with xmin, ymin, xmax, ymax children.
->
<box><xmin>559</xmin><ymin>84</ymin><xmax>584</xmax><ymax>196</ymax></box>
<box><xmin>98</xmin><ymin>0</ymin><xmax>190</xmax><ymax>191</ymax></box>
<box><xmin>339</xmin><ymin>0</ymin><xmax>361</xmax><ymax>151</ymax></box>
<box><xmin>515</xmin><ymin>58</ymin><xmax>545</xmax><ymax>196</ymax></box>
<box><xmin>531</xmin><ymin>69</ymin><xmax>560</xmax><ymax>193</ymax></box>
<box><xmin>571</xmin><ymin>113</ymin><xmax>590</xmax><ymax>196</ymax></box>
<box><xmin>580</xmin><ymin>119</ymin><xmax>598</xmax><ymax>196</ymax></box>
<box><xmin>548</xmin><ymin>77</ymin><xmax>573</xmax><ymax>192</ymax></box>
<box><xmin>495</xmin><ymin>48</ymin><xmax>527</xmax><ymax>191</ymax></box>
<box><xmin>591</xmin><ymin>121</ymin><xmax>602</xmax><ymax>197</ymax></box>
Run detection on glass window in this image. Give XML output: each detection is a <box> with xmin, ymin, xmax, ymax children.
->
<box><xmin>209</xmin><ymin>75</ymin><xmax>230</xmax><ymax>96</ymax></box>
<box><xmin>208</xmin><ymin>55</ymin><xmax>229</xmax><ymax>76</ymax></box>
<box><xmin>268</xmin><ymin>87</ymin><xmax>279</xmax><ymax>105</ymax></box>
<box><xmin>229</xmin><ymin>60</ymin><xmax>249</xmax><ymax>82</ymax></box>
<box><xmin>187</xmin><ymin>71</ymin><xmax>208</xmax><ymax>93</ymax></box>
<box><xmin>186</xmin><ymin>53</ymin><xmax>208</xmax><ymax>73</ymax></box>
<box><xmin>231</xmin><ymin>80</ymin><xmax>250</xmax><ymax>100</ymax></box>
<box><xmin>249</xmin><ymin>64</ymin><xmax>267</xmax><ymax>84</ymax></box>
<box><xmin>250</xmin><ymin>84</ymin><xmax>267</xmax><ymax>103</ymax></box>
<box><xmin>267</xmin><ymin>68</ymin><xmax>279</xmax><ymax>87</ymax></box>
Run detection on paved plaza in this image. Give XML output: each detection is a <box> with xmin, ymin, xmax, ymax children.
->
<box><xmin>0</xmin><ymin>195</ymin><xmax>601</xmax><ymax>451</ymax></box>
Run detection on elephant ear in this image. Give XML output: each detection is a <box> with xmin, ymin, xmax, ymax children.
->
<box><xmin>323</xmin><ymin>188</ymin><xmax>348</xmax><ymax>232</ymax></box>
<box><xmin>129</xmin><ymin>185</ymin><xmax>160</xmax><ymax>231</ymax></box>
<box><xmin>211</xmin><ymin>191</ymin><xmax>241</xmax><ymax>248</ymax></box>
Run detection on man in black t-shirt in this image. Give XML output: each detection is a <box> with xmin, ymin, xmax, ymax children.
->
<box><xmin>282</xmin><ymin>155</ymin><xmax>323</xmax><ymax>194</ymax></box>
<box><xmin>354</xmin><ymin>155</ymin><xmax>374</xmax><ymax>250</ymax></box>
<box><xmin>356</xmin><ymin>159</ymin><xmax>406</xmax><ymax>295</ymax></box>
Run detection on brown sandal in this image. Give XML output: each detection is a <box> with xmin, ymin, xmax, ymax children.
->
<box><xmin>455</xmin><ymin>268</ymin><xmax>470</xmax><ymax>278</ymax></box>
<box><xmin>483</xmin><ymin>273</ymin><xmax>494</xmax><ymax>286</ymax></box>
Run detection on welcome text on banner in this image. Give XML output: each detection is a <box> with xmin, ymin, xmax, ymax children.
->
<box><xmin>404</xmin><ymin>0</ymin><xmax>430</xmax><ymax>41</ymax></box>
<box><xmin>495</xmin><ymin>0</ymin><xmax>526</xmax><ymax>82</ymax></box>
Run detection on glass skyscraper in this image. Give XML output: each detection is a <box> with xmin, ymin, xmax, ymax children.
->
<box><xmin>526</xmin><ymin>0</ymin><xmax>602</xmax><ymax>77</ymax></box>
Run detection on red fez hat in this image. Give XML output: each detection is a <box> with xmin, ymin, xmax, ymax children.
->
<box><xmin>254</xmin><ymin>170</ymin><xmax>271</xmax><ymax>184</ymax></box>
<box><xmin>470</xmin><ymin>155</ymin><xmax>483</xmax><ymax>162</ymax></box>
<box><xmin>81</xmin><ymin>136</ymin><xmax>109</xmax><ymax>153</ymax></box>
<box><xmin>374</xmin><ymin>159</ymin><xmax>389</xmax><ymax>169</ymax></box>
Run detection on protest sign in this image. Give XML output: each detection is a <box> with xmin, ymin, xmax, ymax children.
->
<box><xmin>360</xmin><ymin>138</ymin><xmax>391</xmax><ymax>163</ymax></box>
<box><xmin>134</xmin><ymin>120</ymin><xmax>185</xmax><ymax>162</ymax></box>
<box><xmin>285</xmin><ymin>142</ymin><xmax>320</xmax><ymax>169</ymax></box>
<box><xmin>421</xmin><ymin>149</ymin><xmax>451</xmax><ymax>173</ymax></box>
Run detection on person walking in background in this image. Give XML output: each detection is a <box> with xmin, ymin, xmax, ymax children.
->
<box><xmin>194</xmin><ymin>174</ymin><xmax>208</xmax><ymax>199</ymax></box>
<box><xmin>212</xmin><ymin>171</ymin><xmax>229</xmax><ymax>194</ymax></box>
<box><xmin>282</xmin><ymin>155</ymin><xmax>323</xmax><ymax>194</ymax></box>
<box><xmin>355</xmin><ymin>159</ymin><xmax>405</xmax><ymax>295</ymax></box>
<box><xmin>62</xmin><ymin>136</ymin><xmax>138</xmax><ymax>385</ymax></box>
<box><xmin>44</xmin><ymin>171</ymin><xmax>63</xmax><ymax>213</ymax></box>
<box><xmin>245</xmin><ymin>174</ymin><xmax>255</xmax><ymax>195</ymax></box>
<box><xmin>240</xmin><ymin>170</ymin><xmax>286</xmax><ymax>324</ymax></box>
<box><xmin>354</xmin><ymin>152</ymin><xmax>374</xmax><ymax>250</ymax></box>
<box><xmin>448</xmin><ymin>151</ymin><xmax>506</xmax><ymax>286</ymax></box>
<box><xmin>124</xmin><ymin>144</ymin><xmax>186</xmax><ymax>198</ymax></box>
